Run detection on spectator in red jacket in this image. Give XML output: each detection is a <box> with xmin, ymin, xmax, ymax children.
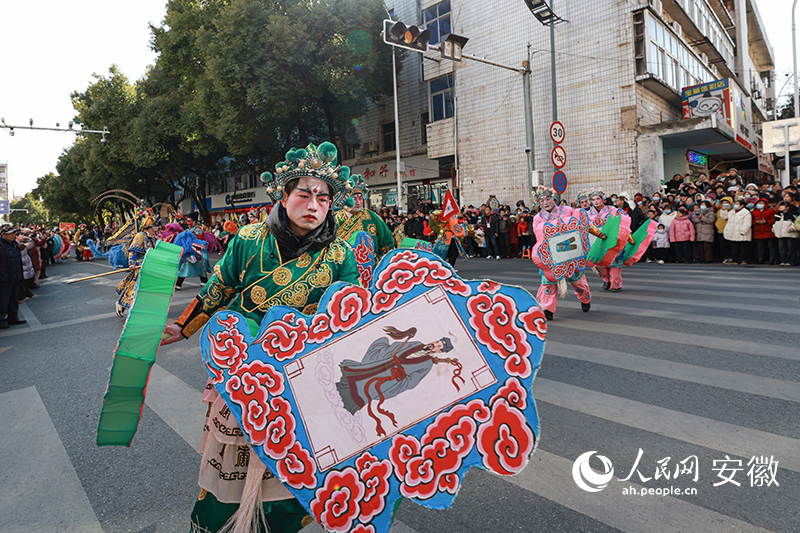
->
<box><xmin>751</xmin><ymin>198</ymin><xmax>777</xmax><ymax>264</ymax></box>
<box><xmin>669</xmin><ymin>207</ymin><xmax>695</xmax><ymax>263</ymax></box>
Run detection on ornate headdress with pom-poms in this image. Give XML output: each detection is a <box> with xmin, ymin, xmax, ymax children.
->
<box><xmin>587</xmin><ymin>187</ymin><xmax>605</xmax><ymax>200</ymax></box>
<box><xmin>342</xmin><ymin>174</ymin><xmax>368</xmax><ymax>209</ymax></box>
<box><xmin>260</xmin><ymin>142</ymin><xmax>354</xmax><ymax>210</ymax></box>
<box><xmin>576</xmin><ymin>189</ymin><xmax>590</xmax><ymax>203</ymax></box>
<box><xmin>532</xmin><ymin>185</ymin><xmax>557</xmax><ymax>207</ymax></box>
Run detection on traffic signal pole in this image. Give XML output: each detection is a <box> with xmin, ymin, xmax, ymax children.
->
<box><xmin>392</xmin><ymin>47</ymin><xmax>403</xmax><ymax>214</ymax></box>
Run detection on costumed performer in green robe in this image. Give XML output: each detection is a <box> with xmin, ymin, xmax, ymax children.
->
<box><xmin>335</xmin><ymin>174</ymin><xmax>396</xmax><ymax>257</ymax></box>
<box><xmin>114</xmin><ymin>217</ymin><xmax>158</xmax><ymax>318</ymax></box>
<box><xmin>161</xmin><ymin>141</ymin><xmax>360</xmax><ymax>533</ymax></box>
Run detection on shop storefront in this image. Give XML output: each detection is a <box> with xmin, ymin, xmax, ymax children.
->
<box><xmin>350</xmin><ymin>154</ymin><xmax>452</xmax><ymax>212</ymax></box>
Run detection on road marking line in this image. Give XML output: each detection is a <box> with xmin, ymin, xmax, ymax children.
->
<box><xmin>0</xmin><ymin>295</ymin><xmax>197</xmax><ymax>339</ymax></box>
<box><xmin>547</xmin><ymin>319</ymin><xmax>800</xmax><ymax>361</ymax></box>
<box><xmin>0</xmin><ymin>386</ymin><xmax>103</xmax><ymax>532</ymax></box>
<box><xmin>146</xmin><ymin>365</ymin><xmax>206</xmax><ymax>450</ymax></box>
<box><xmin>17</xmin><ymin>300</ymin><xmax>42</xmax><ymax>329</ymax></box>
<box><xmin>508</xmin><ymin>450</ymin><xmax>771</xmax><ymax>533</ymax></box>
<box><xmin>556</xmin><ymin>300</ymin><xmax>798</xmax><ymax>333</ymax></box>
<box><xmin>535</xmin><ymin>379</ymin><xmax>800</xmax><ymax>472</ymax></box>
<box><xmin>545</xmin><ymin>341</ymin><xmax>800</xmax><ymax>403</ymax></box>
<box><xmin>581</xmin><ymin>291</ymin><xmax>800</xmax><ymax>316</ymax></box>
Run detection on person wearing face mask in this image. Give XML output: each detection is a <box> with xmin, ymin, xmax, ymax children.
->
<box><xmin>715</xmin><ymin>196</ymin><xmax>734</xmax><ymax>262</ymax></box>
<box><xmin>669</xmin><ymin>207</ymin><xmax>695</xmax><ymax>263</ymax></box>
<box><xmin>750</xmin><ymin>197</ymin><xmax>777</xmax><ymax>264</ymax></box>
<box><xmin>721</xmin><ymin>199</ymin><xmax>752</xmax><ymax>264</ymax></box>
<box><xmin>772</xmin><ymin>201</ymin><xmax>799</xmax><ymax>266</ymax></box>
<box><xmin>690</xmin><ymin>200</ymin><xmax>716</xmax><ymax>263</ymax></box>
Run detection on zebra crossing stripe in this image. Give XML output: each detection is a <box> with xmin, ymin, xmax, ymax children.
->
<box><xmin>535</xmin><ymin>379</ymin><xmax>800</xmax><ymax>473</ymax></box>
<box><xmin>507</xmin><ymin>450</ymin><xmax>772</xmax><ymax>533</ymax></box>
<box><xmin>548</xmin><ymin>319</ymin><xmax>800</xmax><ymax>361</ymax></box>
<box><xmin>545</xmin><ymin>341</ymin><xmax>800</xmax><ymax>403</ymax></box>
<box><xmin>0</xmin><ymin>387</ymin><xmax>103</xmax><ymax>532</ymax></box>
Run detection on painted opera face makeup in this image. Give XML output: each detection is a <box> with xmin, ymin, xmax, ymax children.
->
<box><xmin>281</xmin><ymin>177</ymin><xmax>332</xmax><ymax>237</ymax></box>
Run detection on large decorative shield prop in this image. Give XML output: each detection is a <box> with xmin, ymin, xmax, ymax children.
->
<box><xmin>587</xmin><ymin>213</ymin><xmax>632</xmax><ymax>267</ymax></box>
<box><xmin>531</xmin><ymin>208</ymin><xmax>590</xmax><ymax>283</ymax></box>
<box><xmin>201</xmin><ymin>249</ymin><xmax>545</xmax><ymax>533</ymax></box>
<box><xmin>346</xmin><ymin>231</ymin><xmax>377</xmax><ymax>288</ymax></box>
<box><xmin>622</xmin><ymin>220</ymin><xmax>658</xmax><ymax>266</ymax></box>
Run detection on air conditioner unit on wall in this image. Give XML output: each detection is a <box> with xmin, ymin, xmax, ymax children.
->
<box><xmin>672</xmin><ymin>21</ymin><xmax>682</xmax><ymax>36</ymax></box>
<box><xmin>649</xmin><ymin>0</ymin><xmax>663</xmax><ymax>15</ymax></box>
<box><xmin>699</xmin><ymin>53</ymin><xmax>708</xmax><ymax>64</ymax></box>
<box><xmin>364</xmin><ymin>141</ymin><xmax>378</xmax><ymax>153</ymax></box>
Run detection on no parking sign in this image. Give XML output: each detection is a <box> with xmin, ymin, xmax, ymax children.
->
<box><xmin>553</xmin><ymin>171</ymin><xmax>567</xmax><ymax>194</ymax></box>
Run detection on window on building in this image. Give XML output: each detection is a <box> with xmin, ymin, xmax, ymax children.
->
<box><xmin>430</xmin><ymin>74</ymin><xmax>454</xmax><ymax>122</ymax></box>
<box><xmin>382</xmin><ymin>122</ymin><xmax>396</xmax><ymax>153</ymax></box>
<box><xmin>421</xmin><ymin>112</ymin><xmax>430</xmax><ymax>144</ymax></box>
<box><xmin>341</xmin><ymin>143</ymin><xmax>356</xmax><ymax>161</ymax></box>
<box><xmin>248</xmin><ymin>173</ymin><xmax>258</xmax><ymax>189</ymax></box>
<box><xmin>424</xmin><ymin>0</ymin><xmax>451</xmax><ymax>46</ymax></box>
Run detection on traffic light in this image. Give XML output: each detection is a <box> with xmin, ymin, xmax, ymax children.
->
<box><xmin>383</xmin><ymin>19</ymin><xmax>432</xmax><ymax>52</ymax></box>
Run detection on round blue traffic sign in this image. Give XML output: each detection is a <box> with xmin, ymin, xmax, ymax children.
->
<box><xmin>552</xmin><ymin>171</ymin><xmax>567</xmax><ymax>194</ymax></box>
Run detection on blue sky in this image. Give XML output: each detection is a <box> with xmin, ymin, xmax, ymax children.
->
<box><xmin>0</xmin><ymin>0</ymin><xmax>793</xmax><ymax>198</ymax></box>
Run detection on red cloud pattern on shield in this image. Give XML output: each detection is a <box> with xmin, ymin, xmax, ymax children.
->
<box><xmin>255</xmin><ymin>312</ymin><xmax>308</xmax><ymax>361</ymax></box>
<box><xmin>466</xmin><ymin>293</ymin><xmax>533</xmax><ymax>378</ymax></box>
<box><xmin>203</xmin><ymin>248</ymin><xmax>544</xmax><ymax>533</ymax></box>
<box><xmin>371</xmin><ymin>250</ymin><xmax>471</xmax><ymax>313</ymax></box>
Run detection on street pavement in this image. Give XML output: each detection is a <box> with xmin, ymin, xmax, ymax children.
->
<box><xmin>0</xmin><ymin>254</ymin><xmax>798</xmax><ymax>532</ymax></box>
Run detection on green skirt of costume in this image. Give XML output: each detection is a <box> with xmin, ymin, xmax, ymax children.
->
<box><xmin>190</xmin><ymin>491</ymin><xmax>313</xmax><ymax>533</ymax></box>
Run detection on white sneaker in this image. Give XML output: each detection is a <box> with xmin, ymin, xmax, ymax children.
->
<box><xmin>496</xmin><ymin>256</ymin><xmax>501</xmax><ymax>260</ymax></box>
<box><xmin>486</xmin><ymin>256</ymin><xmax>492</xmax><ymax>260</ymax></box>
<box><xmin>657</xmin><ymin>260</ymin><xmax>664</xmax><ymax>264</ymax></box>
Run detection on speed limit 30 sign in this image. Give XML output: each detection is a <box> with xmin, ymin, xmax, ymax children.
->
<box><xmin>550</xmin><ymin>121</ymin><xmax>565</xmax><ymax>144</ymax></box>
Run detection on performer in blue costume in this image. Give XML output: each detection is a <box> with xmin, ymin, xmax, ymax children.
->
<box><xmin>173</xmin><ymin>225</ymin><xmax>212</xmax><ymax>290</ymax></box>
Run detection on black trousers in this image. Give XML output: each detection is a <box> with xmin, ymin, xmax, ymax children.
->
<box><xmin>446</xmin><ymin>240</ymin><xmax>459</xmax><ymax>267</ymax></box>
<box><xmin>0</xmin><ymin>282</ymin><xmax>20</xmax><ymax>322</ymax></box>
<box><xmin>176</xmin><ymin>276</ymin><xmax>208</xmax><ymax>287</ymax></box>
<box><xmin>485</xmin><ymin>233</ymin><xmax>500</xmax><ymax>258</ymax></box>
<box><xmin>673</xmin><ymin>241</ymin><xmax>692</xmax><ymax>263</ymax></box>
<box><xmin>778</xmin><ymin>238</ymin><xmax>798</xmax><ymax>265</ymax></box>
<box><xmin>755</xmin><ymin>238</ymin><xmax>778</xmax><ymax>264</ymax></box>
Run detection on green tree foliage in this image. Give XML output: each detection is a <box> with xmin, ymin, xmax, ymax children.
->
<box><xmin>9</xmin><ymin>192</ymin><xmax>51</xmax><ymax>226</ymax></box>
<box><xmin>777</xmin><ymin>94</ymin><xmax>795</xmax><ymax>120</ymax></box>
<box><xmin>39</xmin><ymin>0</ymin><xmax>396</xmax><ymax>222</ymax></box>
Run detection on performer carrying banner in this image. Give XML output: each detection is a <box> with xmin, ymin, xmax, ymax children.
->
<box><xmin>586</xmin><ymin>188</ymin><xmax>632</xmax><ymax>292</ymax></box>
<box><xmin>115</xmin><ymin>217</ymin><xmax>158</xmax><ymax>318</ymax></box>
<box><xmin>531</xmin><ymin>186</ymin><xmax>604</xmax><ymax>320</ymax></box>
<box><xmin>160</xmin><ymin>142</ymin><xmax>360</xmax><ymax>533</ymax></box>
<box><xmin>335</xmin><ymin>174</ymin><xmax>395</xmax><ymax>257</ymax></box>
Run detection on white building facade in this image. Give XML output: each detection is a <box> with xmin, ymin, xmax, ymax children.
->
<box><xmin>346</xmin><ymin>0</ymin><xmax>776</xmax><ymax>210</ymax></box>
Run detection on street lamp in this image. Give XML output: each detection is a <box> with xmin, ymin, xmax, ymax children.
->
<box><xmin>523</xmin><ymin>0</ymin><xmax>563</xmax><ymax>25</ymax></box>
<box><xmin>0</xmin><ymin>119</ymin><xmax>109</xmax><ymax>143</ymax></box>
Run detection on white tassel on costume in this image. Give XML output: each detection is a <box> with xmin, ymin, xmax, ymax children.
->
<box><xmin>557</xmin><ymin>278</ymin><xmax>568</xmax><ymax>298</ymax></box>
<box><xmin>591</xmin><ymin>266</ymin><xmax>601</xmax><ymax>278</ymax></box>
<box><xmin>219</xmin><ymin>448</ymin><xmax>269</xmax><ymax>533</ymax></box>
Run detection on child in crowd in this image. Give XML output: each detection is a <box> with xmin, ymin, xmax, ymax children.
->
<box><xmin>669</xmin><ymin>207</ymin><xmax>695</xmax><ymax>263</ymax></box>
<box><xmin>652</xmin><ymin>223</ymin><xmax>670</xmax><ymax>264</ymax></box>
<box><xmin>773</xmin><ymin>201</ymin><xmax>799</xmax><ymax>266</ymax></box>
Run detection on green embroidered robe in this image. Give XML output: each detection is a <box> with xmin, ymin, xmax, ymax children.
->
<box><xmin>335</xmin><ymin>209</ymin><xmax>396</xmax><ymax>256</ymax></box>
<box><xmin>197</xmin><ymin>222</ymin><xmax>360</xmax><ymax>323</ymax></box>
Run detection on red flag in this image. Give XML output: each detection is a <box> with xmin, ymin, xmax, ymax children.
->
<box><xmin>438</xmin><ymin>189</ymin><xmax>459</xmax><ymax>221</ymax></box>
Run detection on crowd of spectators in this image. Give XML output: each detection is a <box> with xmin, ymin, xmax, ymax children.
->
<box><xmin>371</xmin><ymin>169</ymin><xmax>800</xmax><ymax>266</ymax></box>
